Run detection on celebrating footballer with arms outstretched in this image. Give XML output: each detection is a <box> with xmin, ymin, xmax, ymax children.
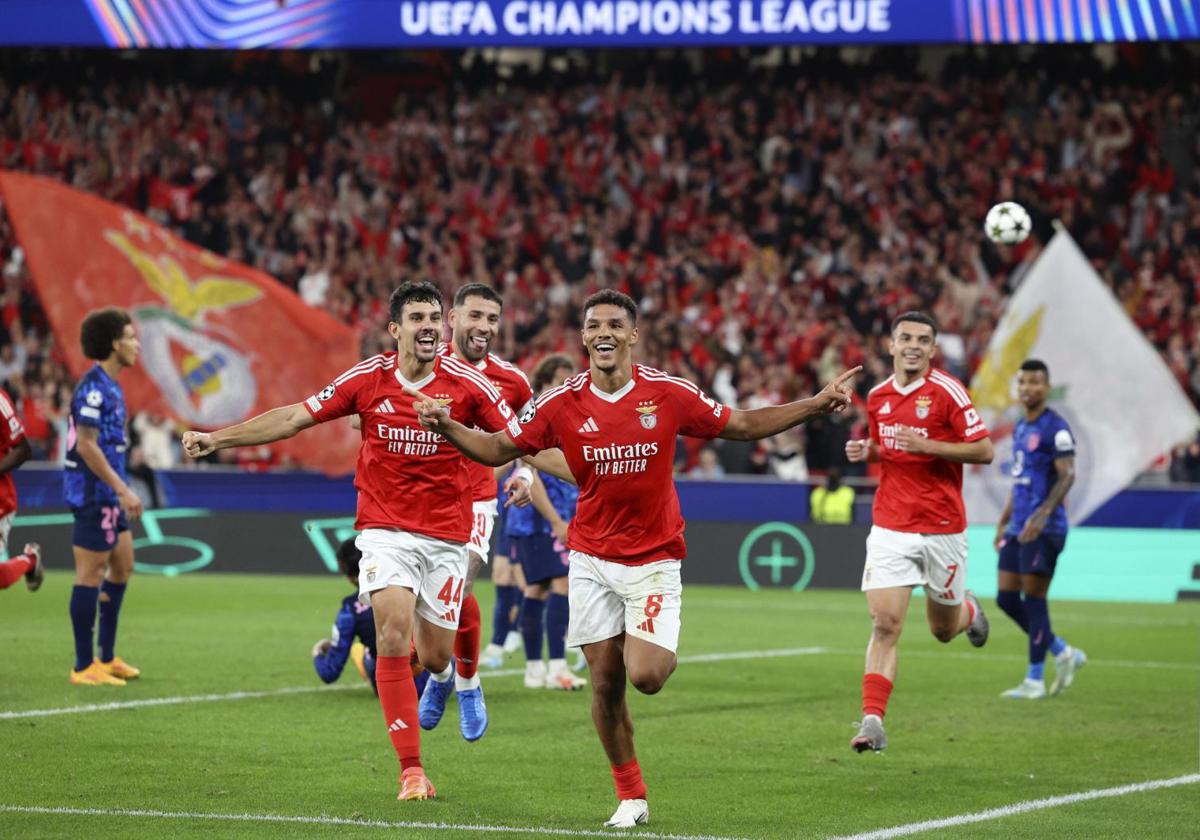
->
<box><xmin>408</xmin><ymin>288</ymin><xmax>859</xmax><ymax>829</ymax></box>
<box><xmin>183</xmin><ymin>282</ymin><xmax>556</xmax><ymax>803</ymax></box>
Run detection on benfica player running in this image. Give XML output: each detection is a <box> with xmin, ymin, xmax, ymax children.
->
<box><xmin>844</xmin><ymin>311</ymin><xmax>993</xmax><ymax>753</ymax></box>
<box><xmin>420</xmin><ymin>283</ymin><xmax>537</xmax><ymax>741</ymax></box>
<box><xmin>409</xmin><ymin>290</ymin><xmax>858</xmax><ymax>828</ymax></box>
<box><xmin>183</xmin><ymin>282</ymin><xmax>526</xmax><ymax>802</ymax></box>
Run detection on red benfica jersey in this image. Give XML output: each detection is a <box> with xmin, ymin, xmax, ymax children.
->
<box><xmin>305</xmin><ymin>352</ymin><xmax>520</xmax><ymax>543</ymax></box>
<box><xmin>0</xmin><ymin>388</ymin><xmax>24</xmax><ymax>516</ymax></box>
<box><xmin>438</xmin><ymin>345</ymin><xmax>534</xmax><ymax>502</ymax></box>
<box><xmin>510</xmin><ymin>364</ymin><xmax>730</xmax><ymax>565</ymax></box>
<box><xmin>867</xmin><ymin>368</ymin><xmax>989</xmax><ymax>534</ymax></box>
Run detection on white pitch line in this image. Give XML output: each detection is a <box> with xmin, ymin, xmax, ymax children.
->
<box><xmin>0</xmin><ymin>648</ymin><xmax>828</xmax><ymax>721</ymax></box>
<box><xmin>0</xmin><ymin>804</ymin><xmax>751</xmax><ymax>840</ymax></box>
<box><xmin>829</xmin><ymin>774</ymin><xmax>1200</xmax><ymax>840</ymax></box>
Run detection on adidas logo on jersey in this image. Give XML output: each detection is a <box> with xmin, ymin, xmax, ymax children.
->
<box><xmin>375</xmin><ymin>399</ymin><xmax>396</xmax><ymax>414</ymax></box>
<box><xmin>388</xmin><ymin>717</ymin><xmax>409</xmax><ymax>731</ymax></box>
<box><xmin>578</xmin><ymin>417</ymin><xmax>599</xmax><ymax>434</ymax></box>
<box><xmin>879</xmin><ymin>401</ymin><xmax>892</xmax><ymax>415</ymax></box>
<box><xmin>636</xmin><ymin>618</ymin><xmax>655</xmax><ymax>634</ymax></box>
<box><xmin>439</xmin><ymin>609</ymin><xmax>457</xmax><ymax>623</ymax></box>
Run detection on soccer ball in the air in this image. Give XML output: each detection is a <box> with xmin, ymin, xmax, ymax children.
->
<box><xmin>984</xmin><ymin>201</ymin><xmax>1032</xmax><ymax>245</ymax></box>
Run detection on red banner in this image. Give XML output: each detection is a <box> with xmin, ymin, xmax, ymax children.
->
<box><xmin>0</xmin><ymin>171</ymin><xmax>361</xmax><ymax>475</ymax></box>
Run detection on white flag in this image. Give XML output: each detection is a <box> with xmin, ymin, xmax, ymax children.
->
<box><xmin>963</xmin><ymin>229</ymin><xmax>1199</xmax><ymax>524</ymax></box>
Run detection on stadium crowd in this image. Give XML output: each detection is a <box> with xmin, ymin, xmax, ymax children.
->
<box><xmin>0</xmin><ymin>45</ymin><xmax>1198</xmax><ymax>481</ymax></box>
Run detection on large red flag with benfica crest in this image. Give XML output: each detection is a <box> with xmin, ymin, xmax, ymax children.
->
<box><xmin>0</xmin><ymin>171</ymin><xmax>361</xmax><ymax>476</ymax></box>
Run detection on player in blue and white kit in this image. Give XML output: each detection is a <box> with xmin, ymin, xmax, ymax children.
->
<box><xmin>994</xmin><ymin>359</ymin><xmax>1086</xmax><ymax>699</ymax></box>
<box><xmin>312</xmin><ymin>539</ymin><xmax>431</xmax><ymax>698</ymax></box>
<box><xmin>65</xmin><ymin>308</ymin><xmax>144</xmax><ymax>686</ymax></box>
<box><xmin>313</xmin><ymin>538</ymin><xmax>380</xmax><ymax>692</ymax></box>
<box><xmin>512</xmin><ymin>354</ymin><xmax>587</xmax><ymax>691</ymax></box>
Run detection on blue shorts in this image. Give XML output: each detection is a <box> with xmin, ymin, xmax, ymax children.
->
<box><xmin>998</xmin><ymin>532</ymin><xmax>1066</xmax><ymax>577</ymax></box>
<box><xmin>513</xmin><ymin>533</ymin><xmax>569</xmax><ymax>585</ymax></box>
<box><xmin>72</xmin><ymin>502</ymin><xmax>129</xmax><ymax>552</ymax></box>
<box><xmin>493</xmin><ymin>503</ymin><xmax>512</xmax><ymax>558</ymax></box>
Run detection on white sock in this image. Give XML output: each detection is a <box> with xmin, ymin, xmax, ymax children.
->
<box><xmin>547</xmin><ymin>658</ymin><xmax>567</xmax><ymax>674</ymax></box>
<box><xmin>455</xmin><ymin>673</ymin><xmax>480</xmax><ymax>691</ymax></box>
<box><xmin>430</xmin><ymin>662</ymin><xmax>454</xmax><ymax>684</ymax></box>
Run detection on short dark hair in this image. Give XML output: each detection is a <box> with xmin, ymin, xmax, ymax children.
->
<box><xmin>453</xmin><ymin>283</ymin><xmax>503</xmax><ymax>309</ymax></box>
<box><xmin>1020</xmin><ymin>359</ymin><xmax>1050</xmax><ymax>379</ymax></box>
<box><xmin>583</xmin><ymin>289</ymin><xmax>638</xmax><ymax>325</ymax></box>
<box><xmin>532</xmin><ymin>353</ymin><xmax>576</xmax><ymax>392</ymax></box>
<box><xmin>335</xmin><ymin>538</ymin><xmax>361</xmax><ymax>582</ymax></box>
<box><xmin>80</xmin><ymin>307</ymin><xmax>133</xmax><ymax>360</ymax></box>
<box><xmin>389</xmin><ymin>282</ymin><xmax>442</xmax><ymax>323</ymax></box>
<box><xmin>890</xmin><ymin>311</ymin><xmax>938</xmax><ymax>338</ymax></box>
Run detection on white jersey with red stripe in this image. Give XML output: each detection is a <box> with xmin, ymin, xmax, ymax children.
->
<box><xmin>304</xmin><ymin>352</ymin><xmax>521</xmax><ymax>543</ymax></box>
<box><xmin>508</xmin><ymin>364</ymin><xmax>730</xmax><ymax>565</ymax></box>
<box><xmin>867</xmin><ymin>367</ymin><xmax>989</xmax><ymax>534</ymax></box>
<box><xmin>437</xmin><ymin>344</ymin><xmax>534</xmax><ymax>502</ymax></box>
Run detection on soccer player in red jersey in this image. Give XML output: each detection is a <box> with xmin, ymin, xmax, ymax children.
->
<box><xmin>422</xmin><ymin>282</ymin><xmax>537</xmax><ymax>741</ymax></box>
<box><xmin>182</xmin><ymin>282</ymin><xmax>529</xmax><ymax>802</ymax></box>
<box><xmin>844</xmin><ymin>311</ymin><xmax>994</xmax><ymax>753</ymax></box>
<box><xmin>0</xmin><ymin>386</ymin><xmax>41</xmax><ymax>594</ymax></box>
<box><xmin>408</xmin><ymin>289</ymin><xmax>858</xmax><ymax>828</ymax></box>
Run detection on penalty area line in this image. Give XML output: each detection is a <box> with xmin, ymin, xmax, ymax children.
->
<box><xmin>0</xmin><ymin>804</ymin><xmax>752</xmax><ymax>840</ymax></box>
<box><xmin>830</xmin><ymin>773</ymin><xmax>1200</xmax><ymax>840</ymax></box>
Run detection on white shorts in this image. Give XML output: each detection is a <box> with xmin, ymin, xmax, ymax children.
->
<box><xmin>567</xmin><ymin>551</ymin><xmax>683</xmax><ymax>653</ymax></box>
<box><xmin>467</xmin><ymin>499</ymin><xmax>498</xmax><ymax>562</ymax></box>
<box><xmin>356</xmin><ymin>529</ymin><xmax>469</xmax><ymax>630</ymax></box>
<box><xmin>861</xmin><ymin>526</ymin><xmax>968</xmax><ymax>605</ymax></box>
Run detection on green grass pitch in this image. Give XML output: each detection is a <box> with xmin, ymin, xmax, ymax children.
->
<box><xmin>1</xmin><ymin>572</ymin><xmax>1196</xmax><ymax>839</ymax></box>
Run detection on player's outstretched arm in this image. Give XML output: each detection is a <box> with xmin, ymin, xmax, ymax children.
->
<box><xmin>405</xmin><ymin>388</ymin><xmax>526</xmax><ymax>467</ymax></box>
<box><xmin>181</xmin><ymin>403</ymin><xmax>316</xmax><ymax>458</ymax></box>
<box><xmin>721</xmin><ymin>366</ymin><xmax>861</xmax><ymax>441</ymax></box>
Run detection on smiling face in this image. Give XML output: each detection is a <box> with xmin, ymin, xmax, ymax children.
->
<box><xmin>389</xmin><ymin>300</ymin><xmax>443</xmax><ymax>363</ymax></box>
<box><xmin>888</xmin><ymin>320</ymin><xmax>936</xmax><ymax>378</ymax></box>
<box><xmin>582</xmin><ymin>303</ymin><xmax>638</xmax><ymax>376</ymax></box>
<box><xmin>449</xmin><ymin>294</ymin><xmax>501</xmax><ymax>365</ymax></box>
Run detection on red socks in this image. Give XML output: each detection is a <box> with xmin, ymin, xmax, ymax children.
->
<box><xmin>376</xmin><ymin>655</ymin><xmax>422</xmax><ymax>771</ymax></box>
<box><xmin>862</xmin><ymin>673</ymin><xmax>894</xmax><ymax>719</ymax></box>
<box><xmin>611</xmin><ymin>758</ymin><xmax>647</xmax><ymax>801</ymax></box>
<box><xmin>454</xmin><ymin>593</ymin><xmax>481</xmax><ymax>679</ymax></box>
<box><xmin>0</xmin><ymin>555</ymin><xmax>31</xmax><ymax>589</ymax></box>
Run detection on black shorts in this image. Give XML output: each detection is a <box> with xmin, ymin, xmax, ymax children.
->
<box><xmin>998</xmin><ymin>532</ymin><xmax>1066</xmax><ymax>577</ymax></box>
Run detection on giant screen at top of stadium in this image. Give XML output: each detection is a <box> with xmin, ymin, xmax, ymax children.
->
<box><xmin>2</xmin><ymin>0</ymin><xmax>1198</xmax><ymax>49</ymax></box>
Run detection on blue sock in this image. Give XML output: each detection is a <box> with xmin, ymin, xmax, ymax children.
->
<box><xmin>491</xmin><ymin>585</ymin><xmax>516</xmax><ymax>646</ymax></box>
<box><xmin>512</xmin><ymin>591</ymin><xmax>525</xmax><ymax>635</ymax></box>
<box><xmin>1027</xmin><ymin>661</ymin><xmax>1045</xmax><ymax>681</ymax></box>
<box><xmin>97</xmin><ymin>580</ymin><xmax>128</xmax><ymax>662</ymax></box>
<box><xmin>1049</xmin><ymin>635</ymin><xmax>1068</xmax><ymax>656</ymax></box>
<box><xmin>412</xmin><ymin>667</ymin><xmax>429</xmax><ymax>700</ymax></box>
<box><xmin>546</xmin><ymin>593</ymin><xmax>569</xmax><ymax>661</ymax></box>
<box><xmin>364</xmin><ymin>650</ymin><xmax>378</xmax><ymax>696</ymax></box>
<box><xmin>996</xmin><ymin>590</ymin><xmax>1028</xmax><ymax>633</ymax></box>
<box><xmin>69</xmin><ymin>585</ymin><xmax>99</xmax><ymax>671</ymax></box>
<box><xmin>522</xmin><ymin>597</ymin><xmax>546</xmax><ymax>661</ymax></box>
<box><xmin>1024</xmin><ymin>595</ymin><xmax>1052</xmax><ymax>678</ymax></box>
